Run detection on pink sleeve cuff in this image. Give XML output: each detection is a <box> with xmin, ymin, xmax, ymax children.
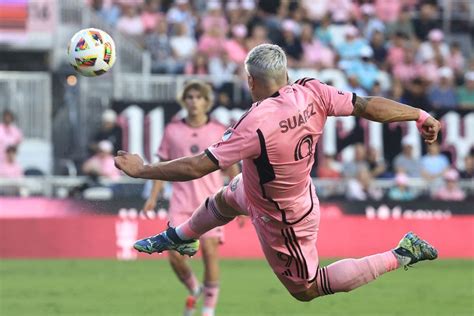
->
<box><xmin>416</xmin><ymin>109</ymin><xmax>430</xmax><ymax>130</ymax></box>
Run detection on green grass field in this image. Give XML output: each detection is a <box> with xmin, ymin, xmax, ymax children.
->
<box><xmin>1</xmin><ymin>259</ymin><xmax>473</xmax><ymax>316</ymax></box>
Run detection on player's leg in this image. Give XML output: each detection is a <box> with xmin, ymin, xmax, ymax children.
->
<box><xmin>134</xmin><ymin>175</ymin><xmax>247</xmax><ymax>256</ymax></box>
<box><xmin>200</xmin><ymin>237</ymin><xmax>220</xmax><ymax>316</ymax></box>
<box><xmin>291</xmin><ymin>232</ymin><xmax>438</xmax><ymax>301</ymax></box>
<box><xmin>167</xmin><ymin>250</ymin><xmax>202</xmax><ymax>316</ymax></box>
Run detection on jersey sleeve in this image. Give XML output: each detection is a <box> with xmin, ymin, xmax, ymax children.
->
<box><xmin>299</xmin><ymin>78</ymin><xmax>356</xmax><ymax>117</ymax></box>
<box><xmin>205</xmin><ymin>110</ymin><xmax>261</xmax><ymax>169</ymax></box>
<box><xmin>156</xmin><ymin>125</ymin><xmax>172</xmax><ymax>161</ymax></box>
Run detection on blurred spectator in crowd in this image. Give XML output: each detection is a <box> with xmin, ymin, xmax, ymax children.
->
<box><xmin>201</xmin><ymin>1</ymin><xmax>228</xmax><ymax>35</ymax></box>
<box><xmin>370</xmin><ymin>30</ymin><xmax>387</xmax><ymax>69</ymax></box>
<box><xmin>387</xmin><ymin>32</ymin><xmax>407</xmax><ymax>69</ymax></box>
<box><xmin>0</xmin><ymin>109</ymin><xmax>23</xmax><ymax>164</ymax></box>
<box><xmin>170</xmin><ymin>23</ymin><xmax>197</xmax><ymax>66</ymax></box>
<box><xmin>209</xmin><ymin>51</ymin><xmax>238</xmax><ymax>88</ymax></box>
<box><xmin>358</xmin><ymin>3</ymin><xmax>385</xmax><ymax>41</ymax></box>
<box><xmin>374</xmin><ymin>0</ymin><xmax>401</xmax><ymax>24</ymax></box>
<box><xmin>246</xmin><ymin>24</ymin><xmax>269</xmax><ymax>50</ymax></box>
<box><xmin>446</xmin><ymin>42</ymin><xmax>465</xmax><ymax>79</ymax></box>
<box><xmin>457</xmin><ymin>71</ymin><xmax>474</xmax><ymax>109</ymax></box>
<box><xmin>343</xmin><ymin>143</ymin><xmax>369</xmax><ymax>178</ymax></box>
<box><xmin>413</xmin><ymin>3</ymin><xmax>440</xmax><ymax>40</ymax></box>
<box><xmin>92</xmin><ymin>0</ymin><xmax>121</xmax><ymax>27</ymax></box>
<box><xmin>346</xmin><ymin>167</ymin><xmax>383</xmax><ymax>201</ymax></box>
<box><xmin>418</xmin><ymin>29</ymin><xmax>449</xmax><ymax>64</ymax></box>
<box><xmin>460</xmin><ymin>154</ymin><xmax>474</xmax><ymax>179</ymax></box>
<box><xmin>277</xmin><ymin>19</ymin><xmax>303</xmax><ymax>67</ymax></box>
<box><xmin>300</xmin><ymin>22</ymin><xmax>334</xmax><ymax>69</ymax></box>
<box><xmin>317</xmin><ymin>154</ymin><xmax>342</xmax><ymax>179</ymax></box>
<box><xmin>392</xmin><ymin>47</ymin><xmax>421</xmax><ymax>83</ymax></box>
<box><xmin>117</xmin><ymin>4</ymin><xmax>144</xmax><ymax>36</ymax></box>
<box><xmin>367</xmin><ymin>146</ymin><xmax>387</xmax><ymax>178</ymax></box>
<box><xmin>345</xmin><ymin>46</ymin><xmax>380</xmax><ymax>91</ymax></box>
<box><xmin>385</xmin><ymin>7</ymin><xmax>414</xmax><ymax>39</ymax></box>
<box><xmin>388</xmin><ymin>173</ymin><xmax>418</xmax><ymax>201</ymax></box>
<box><xmin>166</xmin><ymin>0</ymin><xmax>195</xmax><ymax>37</ymax></box>
<box><xmin>91</xmin><ymin>109</ymin><xmax>123</xmax><ymax>154</ymax></box>
<box><xmin>337</xmin><ymin>26</ymin><xmax>367</xmax><ymax>65</ymax></box>
<box><xmin>393</xmin><ymin>139</ymin><xmax>421</xmax><ymax>177</ymax></box>
<box><xmin>224</xmin><ymin>24</ymin><xmax>248</xmax><ymax>64</ymax></box>
<box><xmin>401</xmin><ymin>78</ymin><xmax>432</xmax><ymax>111</ymax></box>
<box><xmin>197</xmin><ymin>23</ymin><xmax>225</xmax><ymax>58</ymax></box>
<box><xmin>432</xmin><ymin>169</ymin><xmax>466</xmax><ymax>201</ymax></box>
<box><xmin>184</xmin><ymin>51</ymin><xmax>209</xmax><ymax>75</ymax></box>
<box><xmin>141</xmin><ymin>0</ymin><xmax>163</xmax><ymax>32</ymax></box>
<box><xmin>428</xmin><ymin>67</ymin><xmax>458</xmax><ymax>109</ymax></box>
<box><xmin>0</xmin><ymin>146</ymin><xmax>23</xmax><ymax>178</ymax></box>
<box><xmin>145</xmin><ymin>20</ymin><xmax>176</xmax><ymax>74</ymax></box>
<box><xmin>388</xmin><ymin>79</ymin><xmax>404</xmax><ymax>102</ymax></box>
<box><xmin>314</xmin><ymin>14</ymin><xmax>333</xmax><ymax>47</ymax></box>
<box><xmin>421</xmin><ymin>142</ymin><xmax>450</xmax><ymax>181</ymax></box>
<box><xmin>82</xmin><ymin>140</ymin><xmax>121</xmax><ymax>181</ymax></box>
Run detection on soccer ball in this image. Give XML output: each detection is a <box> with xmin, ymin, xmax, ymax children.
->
<box><xmin>67</xmin><ymin>28</ymin><xmax>116</xmax><ymax>77</ymax></box>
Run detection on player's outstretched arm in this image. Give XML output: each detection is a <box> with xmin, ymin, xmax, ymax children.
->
<box><xmin>352</xmin><ymin>96</ymin><xmax>441</xmax><ymax>144</ymax></box>
<box><xmin>114</xmin><ymin>150</ymin><xmax>219</xmax><ymax>181</ymax></box>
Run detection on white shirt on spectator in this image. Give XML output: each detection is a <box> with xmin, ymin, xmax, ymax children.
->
<box><xmin>418</xmin><ymin>42</ymin><xmax>449</xmax><ymax>63</ymax></box>
<box><xmin>170</xmin><ymin>36</ymin><xmax>196</xmax><ymax>60</ymax></box>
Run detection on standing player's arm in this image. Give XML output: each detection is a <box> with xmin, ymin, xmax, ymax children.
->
<box><xmin>222</xmin><ymin>163</ymin><xmax>240</xmax><ymax>180</ymax></box>
<box><xmin>351</xmin><ymin>96</ymin><xmax>441</xmax><ymax>144</ymax></box>
<box><xmin>143</xmin><ymin>180</ymin><xmax>165</xmax><ymax>211</ymax></box>
<box><xmin>115</xmin><ymin>151</ymin><xmax>219</xmax><ymax>180</ymax></box>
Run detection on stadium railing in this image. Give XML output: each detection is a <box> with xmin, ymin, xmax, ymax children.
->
<box><xmin>0</xmin><ymin>177</ymin><xmax>472</xmax><ymax>199</ymax></box>
<box><xmin>0</xmin><ymin>71</ymin><xmax>52</xmax><ymax>141</ymax></box>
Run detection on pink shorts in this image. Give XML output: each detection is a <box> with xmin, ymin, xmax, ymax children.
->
<box><xmin>224</xmin><ymin>174</ymin><xmax>320</xmax><ymax>293</ymax></box>
<box><xmin>169</xmin><ymin>210</ymin><xmax>224</xmax><ymax>243</ymax></box>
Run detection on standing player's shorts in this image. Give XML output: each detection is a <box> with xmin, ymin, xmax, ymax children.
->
<box><xmin>169</xmin><ymin>210</ymin><xmax>224</xmax><ymax>244</ymax></box>
<box><xmin>223</xmin><ymin>174</ymin><xmax>320</xmax><ymax>293</ymax></box>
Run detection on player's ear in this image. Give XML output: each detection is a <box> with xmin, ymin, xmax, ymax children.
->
<box><xmin>247</xmin><ymin>75</ymin><xmax>254</xmax><ymax>90</ymax></box>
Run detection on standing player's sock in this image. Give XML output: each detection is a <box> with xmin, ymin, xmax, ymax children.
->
<box><xmin>179</xmin><ymin>271</ymin><xmax>201</xmax><ymax>296</ymax></box>
<box><xmin>176</xmin><ymin>196</ymin><xmax>234</xmax><ymax>241</ymax></box>
<box><xmin>201</xmin><ymin>282</ymin><xmax>219</xmax><ymax>316</ymax></box>
<box><xmin>315</xmin><ymin>251</ymin><xmax>399</xmax><ymax>295</ymax></box>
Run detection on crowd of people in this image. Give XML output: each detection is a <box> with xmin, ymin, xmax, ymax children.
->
<box><xmin>316</xmin><ymin>140</ymin><xmax>473</xmax><ymax>201</ymax></box>
<box><xmin>90</xmin><ymin>0</ymin><xmax>474</xmax><ymax>109</ymax></box>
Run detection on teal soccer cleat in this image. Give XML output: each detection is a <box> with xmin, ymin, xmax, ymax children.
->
<box><xmin>133</xmin><ymin>226</ymin><xmax>200</xmax><ymax>256</ymax></box>
<box><xmin>392</xmin><ymin>232</ymin><xmax>438</xmax><ymax>269</ymax></box>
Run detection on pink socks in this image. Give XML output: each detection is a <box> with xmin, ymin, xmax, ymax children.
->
<box><xmin>176</xmin><ymin>197</ymin><xmax>234</xmax><ymax>240</ymax></box>
<box><xmin>316</xmin><ymin>251</ymin><xmax>399</xmax><ymax>295</ymax></box>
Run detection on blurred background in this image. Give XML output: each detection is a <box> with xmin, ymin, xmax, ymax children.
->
<box><xmin>0</xmin><ymin>0</ymin><xmax>473</xmax><ymax>315</ymax></box>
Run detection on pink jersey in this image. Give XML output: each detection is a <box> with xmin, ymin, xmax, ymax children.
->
<box><xmin>0</xmin><ymin>124</ymin><xmax>23</xmax><ymax>163</ymax></box>
<box><xmin>206</xmin><ymin>78</ymin><xmax>355</xmax><ymax>224</ymax></box>
<box><xmin>158</xmin><ymin>119</ymin><xmax>227</xmax><ymax>215</ymax></box>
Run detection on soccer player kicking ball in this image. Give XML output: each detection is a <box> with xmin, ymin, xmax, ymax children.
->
<box><xmin>142</xmin><ymin>81</ymin><xmax>239</xmax><ymax>316</ymax></box>
<box><xmin>115</xmin><ymin>44</ymin><xmax>440</xmax><ymax>302</ymax></box>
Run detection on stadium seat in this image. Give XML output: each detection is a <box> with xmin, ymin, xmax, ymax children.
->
<box><xmin>16</xmin><ymin>138</ymin><xmax>53</xmax><ymax>175</ymax></box>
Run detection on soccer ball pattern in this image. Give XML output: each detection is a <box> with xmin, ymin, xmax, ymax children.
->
<box><xmin>67</xmin><ymin>28</ymin><xmax>116</xmax><ymax>77</ymax></box>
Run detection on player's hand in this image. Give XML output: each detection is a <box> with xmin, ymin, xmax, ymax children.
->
<box><xmin>143</xmin><ymin>198</ymin><xmax>157</xmax><ymax>212</ymax></box>
<box><xmin>114</xmin><ymin>150</ymin><xmax>145</xmax><ymax>178</ymax></box>
<box><xmin>419</xmin><ymin>116</ymin><xmax>441</xmax><ymax>144</ymax></box>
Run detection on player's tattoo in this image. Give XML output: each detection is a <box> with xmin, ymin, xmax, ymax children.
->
<box><xmin>352</xmin><ymin>96</ymin><xmax>372</xmax><ymax>117</ymax></box>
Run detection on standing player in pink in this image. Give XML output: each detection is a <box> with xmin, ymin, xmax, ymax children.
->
<box><xmin>116</xmin><ymin>44</ymin><xmax>441</xmax><ymax>302</ymax></box>
<box><xmin>142</xmin><ymin>80</ymin><xmax>239</xmax><ymax>316</ymax></box>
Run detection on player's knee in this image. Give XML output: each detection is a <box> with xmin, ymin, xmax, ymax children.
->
<box><xmin>290</xmin><ymin>291</ymin><xmax>315</xmax><ymax>302</ymax></box>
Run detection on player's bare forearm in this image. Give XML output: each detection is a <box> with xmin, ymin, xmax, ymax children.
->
<box><xmin>351</xmin><ymin>96</ymin><xmax>441</xmax><ymax>144</ymax></box>
<box><xmin>114</xmin><ymin>151</ymin><xmax>219</xmax><ymax>181</ymax></box>
<box><xmin>352</xmin><ymin>96</ymin><xmax>420</xmax><ymax>123</ymax></box>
